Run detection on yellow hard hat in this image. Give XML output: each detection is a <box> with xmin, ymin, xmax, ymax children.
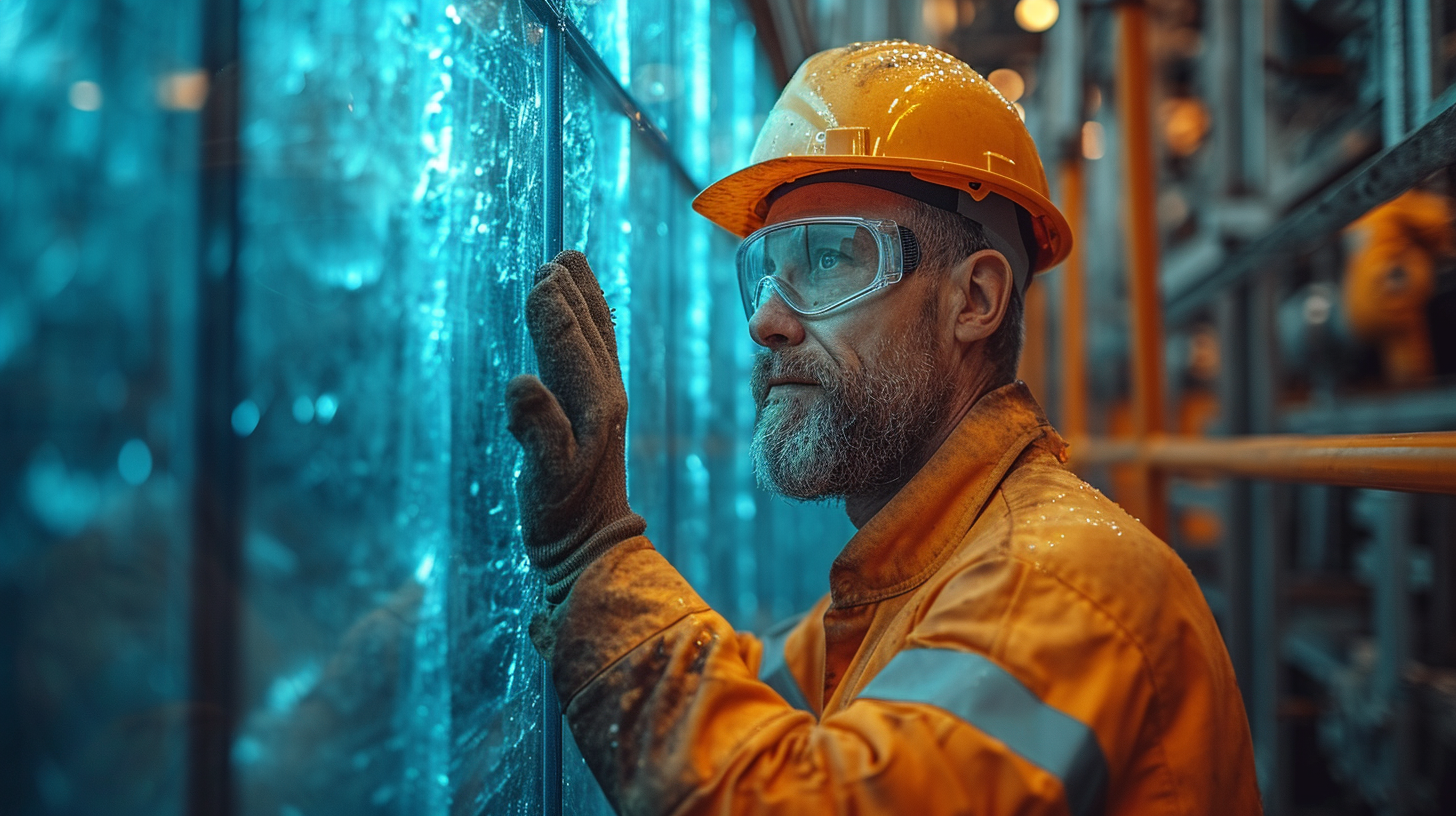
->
<box><xmin>692</xmin><ymin>40</ymin><xmax>1072</xmax><ymax>277</ymax></box>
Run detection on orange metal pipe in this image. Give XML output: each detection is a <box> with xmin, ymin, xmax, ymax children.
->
<box><xmin>1058</xmin><ymin>157</ymin><xmax>1089</xmax><ymax>441</ymax></box>
<box><xmin>1070</xmin><ymin>433</ymin><xmax>1456</xmax><ymax>495</ymax></box>
<box><xmin>1115</xmin><ymin>0</ymin><xmax>1168</xmax><ymax>537</ymax></box>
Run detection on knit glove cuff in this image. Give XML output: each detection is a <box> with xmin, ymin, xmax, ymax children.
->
<box><xmin>537</xmin><ymin>513</ymin><xmax>646</xmax><ymax>604</ymax></box>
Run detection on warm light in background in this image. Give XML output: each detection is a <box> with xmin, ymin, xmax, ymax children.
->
<box><xmin>157</xmin><ymin>70</ymin><xmax>210</xmax><ymax>110</ymax></box>
<box><xmin>958</xmin><ymin>0</ymin><xmax>977</xmax><ymax>26</ymax></box>
<box><xmin>1161</xmin><ymin>97</ymin><xmax>1211</xmax><ymax>157</ymax></box>
<box><xmin>1081</xmin><ymin>120</ymin><xmax>1105</xmax><ymax>160</ymax></box>
<box><xmin>68</xmin><ymin>81</ymin><xmax>102</xmax><ymax>111</ymax></box>
<box><xmin>1014</xmin><ymin>0</ymin><xmax>1059</xmax><ymax>32</ymax></box>
<box><xmin>922</xmin><ymin>0</ymin><xmax>959</xmax><ymax>39</ymax></box>
<box><xmin>1013</xmin><ymin>102</ymin><xmax>1026</xmax><ymax>121</ymax></box>
<box><xmin>987</xmin><ymin>68</ymin><xmax>1025</xmax><ymax>102</ymax></box>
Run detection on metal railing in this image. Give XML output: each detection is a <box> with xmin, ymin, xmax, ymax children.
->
<box><xmin>1068</xmin><ymin>433</ymin><xmax>1456</xmax><ymax>495</ymax></box>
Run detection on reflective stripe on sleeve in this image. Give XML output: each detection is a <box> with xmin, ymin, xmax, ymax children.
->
<box><xmin>757</xmin><ymin>615</ymin><xmax>814</xmax><ymax>715</ymax></box>
<box><xmin>857</xmin><ymin>648</ymin><xmax>1109</xmax><ymax>816</ymax></box>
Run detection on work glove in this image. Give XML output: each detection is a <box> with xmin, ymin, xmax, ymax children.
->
<box><xmin>505</xmin><ymin>250</ymin><xmax>645</xmax><ymax>604</ymax></box>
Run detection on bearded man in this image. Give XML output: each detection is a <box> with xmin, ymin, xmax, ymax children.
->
<box><xmin>506</xmin><ymin>41</ymin><xmax>1261</xmax><ymax>816</ymax></box>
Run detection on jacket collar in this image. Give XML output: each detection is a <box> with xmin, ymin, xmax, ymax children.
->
<box><xmin>827</xmin><ymin>381</ymin><xmax>1061</xmax><ymax>608</ymax></box>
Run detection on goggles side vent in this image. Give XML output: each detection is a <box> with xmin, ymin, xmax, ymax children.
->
<box><xmin>898</xmin><ymin>225</ymin><xmax>921</xmax><ymax>273</ymax></box>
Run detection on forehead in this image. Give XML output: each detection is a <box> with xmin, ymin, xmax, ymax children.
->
<box><xmin>763</xmin><ymin>182</ymin><xmax>921</xmax><ymax>226</ymax></box>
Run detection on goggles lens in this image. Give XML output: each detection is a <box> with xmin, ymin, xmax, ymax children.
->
<box><xmin>736</xmin><ymin>218</ymin><xmax>915</xmax><ymax>320</ymax></box>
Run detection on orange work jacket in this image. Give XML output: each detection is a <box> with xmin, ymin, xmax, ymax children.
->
<box><xmin>531</xmin><ymin>382</ymin><xmax>1262</xmax><ymax>816</ymax></box>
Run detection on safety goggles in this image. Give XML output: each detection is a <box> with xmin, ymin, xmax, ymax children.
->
<box><xmin>735</xmin><ymin>217</ymin><xmax>922</xmax><ymax>320</ymax></box>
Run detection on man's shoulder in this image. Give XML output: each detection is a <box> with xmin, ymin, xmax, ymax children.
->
<box><xmin>994</xmin><ymin>452</ymin><xmax>1192</xmax><ymax>596</ymax></box>
<box><xmin>917</xmin><ymin>450</ymin><xmax>1218</xmax><ymax>669</ymax></box>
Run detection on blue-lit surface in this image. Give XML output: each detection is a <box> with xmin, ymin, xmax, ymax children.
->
<box><xmin>0</xmin><ymin>1</ymin><xmax>847</xmax><ymax>814</ymax></box>
<box><xmin>0</xmin><ymin>1</ymin><xmax>199</xmax><ymax>813</ymax></box>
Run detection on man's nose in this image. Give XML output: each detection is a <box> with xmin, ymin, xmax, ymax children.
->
<box><xmin>747</xmin><ymin>287</ymin><xmax>806</xmax><ymax>349</ymax></box>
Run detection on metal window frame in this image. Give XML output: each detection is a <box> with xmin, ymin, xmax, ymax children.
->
<box><xmin>520</xmin><ymin>2</ymin><xmax>706</xmax><ymax>813</ymax></box>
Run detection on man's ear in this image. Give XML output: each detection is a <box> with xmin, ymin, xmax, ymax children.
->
<box><xmin>946</xmin><ymin>249</ymin><xmax>1013</xmax><ymax>345</ymax></box>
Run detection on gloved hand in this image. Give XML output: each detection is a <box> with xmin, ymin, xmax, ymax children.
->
<box><xmin>506</xmin><ymin>250</ymin><xmax>645</xmax><ymax>604</ymax></box>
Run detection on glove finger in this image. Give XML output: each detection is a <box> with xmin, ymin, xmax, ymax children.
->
<box><xmin>533</xmin><ymin>259</ymin><xmax>564</xmax><ymax>287</ymax></box>
<box><xmin>532</xmin><ymin>260</ymin><xmax>611</xmax><ymax>367</ymax></box>
<box><xmin>552</xmin><ymin>250</ymin><xmax>620</xmax><ymax>358</ymax></box>
<box><xmin>524</xmin><ymin>274</ymin><xmax>605</xmax><ymax>437</ymax></box>
<box><xmin>549</xmin><ymin>263</ymin><xmax>615</xmax><ymax>371</ymax></box>
<box><xmin>505</xmin><ymin>374</ymin><xmax>577</xmax><ymax>477</ymax></box>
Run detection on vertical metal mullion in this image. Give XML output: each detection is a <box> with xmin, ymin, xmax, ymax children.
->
<box><xmin>187</xmin><ymin>0</ymin><xmax>243</xmax><ymax>811</ymax></box>
<box><xmin>541</xmin><ymin>6</ymin><xmax>565</xmax><ymax>816</ymax></box>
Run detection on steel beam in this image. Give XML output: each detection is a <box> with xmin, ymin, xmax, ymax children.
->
<box><xmin>1165</xmin><ymin>101</ymin><xmax>1456</xmax><ymax>324</ymax></box>
<box><xmin>1407</xmin><ymin>0</ymin><xmax>1434</xmax><ymax>125</ymax></box>
<box><xmin>1248</xmin><ymin>274</ymin><xmax>1284</xmax><ymax>813</ymax></box>
<box><xmin>1367</xmin><ymin>490</ymin><xmax>1414</xmax><ymax>813</ymax></box>
<box><xmin>1381</xmin><ymin>0</ymin><xmax>1407</xmax><ymax>146</ymax></box>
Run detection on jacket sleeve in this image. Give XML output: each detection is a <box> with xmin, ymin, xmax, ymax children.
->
<box><xmin>529</xmin><ymin>538</ymin><xmax>1092</xmax><ymax>816</ymax></box>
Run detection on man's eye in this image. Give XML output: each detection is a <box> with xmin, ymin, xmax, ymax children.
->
<box><xmin>815</xmin><ymin>252</ymin><xmax>841</xmax><ymax>271</ymax></box>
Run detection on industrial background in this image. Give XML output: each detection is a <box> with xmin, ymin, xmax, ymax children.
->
<box><xmin>1</xmin><ymin>0</ymin><xmax>1454</xmax><ymax>814</ymax></box>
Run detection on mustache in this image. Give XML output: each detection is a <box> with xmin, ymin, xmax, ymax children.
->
<box><xmin>750</xmin><ymin>349</ymin><xmax>837</xmax><ymax>404</ymax></box>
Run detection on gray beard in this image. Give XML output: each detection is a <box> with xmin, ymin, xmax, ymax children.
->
<box><xmin>749</xmin><ymin>318</ymin><xmax>951</xmax><ymax>500</ymax></box>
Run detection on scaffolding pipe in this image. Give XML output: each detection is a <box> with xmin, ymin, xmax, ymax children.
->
<box><xmin>1115</xmin><ymin>0</ymin><xmax>1169</xmax><ymax>538</ymax></box>
<box><xmin>1070</xmin><ymin>433</ymin><xmax>1456</xmax><ymax>494</ymax></box>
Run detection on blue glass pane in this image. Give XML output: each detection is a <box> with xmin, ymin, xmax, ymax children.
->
<box><xmin>0</xmin><ymin>2</ymin><xmax>200</xmax><ymax>814</ymax></box>
<box><xmin>4</xmin><ymin>1</ymin><xmax>830</xmax><ymax>814</ymax></box>
<box><xmin>233</xmin><ymin>1</ymin><xmax>544</xmax><ymax>813</ymax></box>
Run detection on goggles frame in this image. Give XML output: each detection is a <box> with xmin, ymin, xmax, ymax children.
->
<box><xmin>735</xmin><ymin>216</ymin><xmax>922</xmax><ymax>320</ymax></box>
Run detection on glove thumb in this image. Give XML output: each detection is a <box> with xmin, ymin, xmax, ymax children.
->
<box><xmin>505</xmin><ymin>374</ymin><xmax>576</xmax><ymax>474</ymax></box>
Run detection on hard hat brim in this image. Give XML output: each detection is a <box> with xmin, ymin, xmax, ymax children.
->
<box><xmin>691</xmin><ymin>155</ymin><xmax>1073</xmax><ymax>274</ymax></box>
